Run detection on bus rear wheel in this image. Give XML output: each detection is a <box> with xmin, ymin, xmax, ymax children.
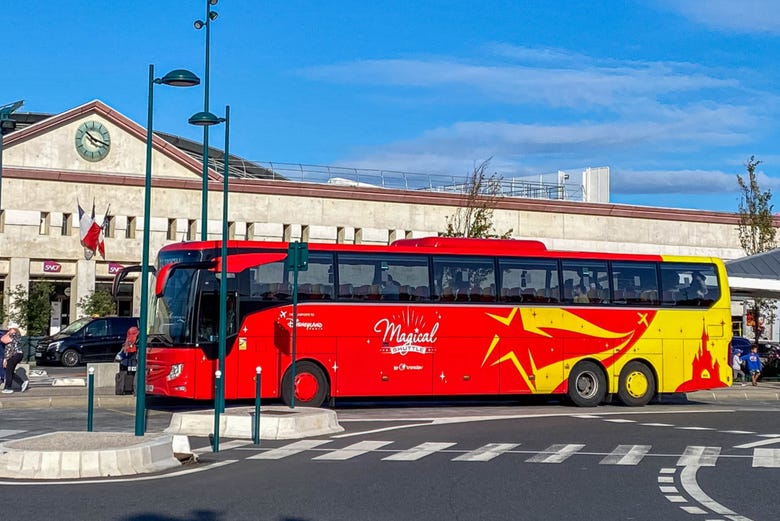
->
<box><xmin>281</xmin><ymin>361</ymin><xmax>329</xmax><ymax>407</ymax></box>
<box><xmin>567</xmin><ymin>361</ymin><xmax>606</xmax><ymax>407</ymax></box>
<box><xmin>618</xmin><ymin>361</ymin><xmax>655</xmax><ymax>406</ymax></box>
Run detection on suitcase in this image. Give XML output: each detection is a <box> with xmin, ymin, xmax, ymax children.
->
<box><xmin>115</xmin><ymin>371</ymin><xmax>135</xmax><ymax>395</ymax></box>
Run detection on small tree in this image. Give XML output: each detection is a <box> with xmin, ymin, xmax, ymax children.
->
<box><xmin>78</xmin><ymin>290</ymin><xmax>117</xmax><ymax>317</ymax></box>
<box><xmin>444</xmin><ymin>159</ymin><xmax>513</xmax><ymax>239</ymax></box>
<box><xmin>5</xmin><ymin>282</ymin><xmax>54</xmax><ymax>336</ymax></box>
<box><xmin>737</xmin><ymin>155</ymin><xmax>778</xmax><ymax>343</ymax></box>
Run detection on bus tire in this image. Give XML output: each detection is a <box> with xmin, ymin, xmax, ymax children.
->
<box><xmin>281</xmin><ymin>361</ymin><xmax>329</xmax><ymax>407</ymax></box>
<box><xmin>618</xmin><ymin>361</ymin><xmax>655</xmax><ymax>407</ymax></box>
<box><xmin>567</xmin><ymin>361</ymin><xmax>606</xmax><ymax>407</ymax></box>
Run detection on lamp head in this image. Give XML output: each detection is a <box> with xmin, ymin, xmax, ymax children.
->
<box><xmin>194</xmin><ymin>19</ymin><xmax>205</xmax><ymax>30</ymax></box>
<box><xmin>188</xmin><ymin>111</ymin><xmax>225</xmax><ymax>127</ymax></box>
<box><xmin>158</xmin><ymin>69</ymin><xmax>201</xmax><ymax>87</ymax></box>
<box><xmin>209</xmin><ymin>11</ymin><xmax>219</xmax><ymax>21</ymax></box>
<box><xmin>209</xmin><ymin>0</ymin><xmax>218</xmax><ymax>6</ymax></box>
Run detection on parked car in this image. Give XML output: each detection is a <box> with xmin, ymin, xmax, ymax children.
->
<box><xmin>34</xmin><ymin>316</ymin><xmax>139</xmax><ymax>367</ymax></box>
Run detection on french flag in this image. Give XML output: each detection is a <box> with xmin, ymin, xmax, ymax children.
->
<box><xmin>78</xmin><ymin>200</ymin><xmax>105</xmax><ymax>259</ymax></box>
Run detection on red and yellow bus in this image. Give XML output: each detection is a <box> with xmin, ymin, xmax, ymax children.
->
<box><xmin>130</xmin><ymin>237</ymin><xmax>732</xmax><ymax>407</ymax></box>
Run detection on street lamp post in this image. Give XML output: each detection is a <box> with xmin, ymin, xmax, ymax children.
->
<box><xmin>188</xmin><ymin>105</ymin><xmax>229</xmax><ymax>451</ymax></box>
<box><xmin>136</xmin><ymin>65</ymin><xmax>200</xmax><ymax>436</ymax></box>
<box><xmin>195</xmin><ymin>0</ymin><xmax>219</xmax><ymax>241</ymax></box>
<box><xmin>0</xmin><ymin>100</ymin><xmax>24</xmax><ymax>217</ymax></box>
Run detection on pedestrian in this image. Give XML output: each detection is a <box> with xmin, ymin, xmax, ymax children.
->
<box><xmin>740</xmin><ymin>345</ymin><xmax>763</xmax><ymax>387</ymax></box>
<box><xmin>732</xmin><ymin>348</ymin><xmax>747</xmax><ymax>386</ymax></box>
<box><xmin>1</xmin><ymin>322</ymin><xmax>29</xmax><ymax>394</ymax></box>
<box><xmin>0</xmin><ymin>329</ymin><xmax>5</xmax><ymax>386</ymax></box>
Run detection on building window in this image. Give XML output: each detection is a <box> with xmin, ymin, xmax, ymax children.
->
<box><xmin>40</xmin><ymin>212</ymin><xmax>50</xmax><ymax>235</ymax></box>
<box><xmin>126</xmin><ymin>216</ymin><xmax>136</xmax><ymax>239</ymax></box>
<box><xmin>104</xmin><ymin>215</ymin><xmax>115</xmax><ymax>238</ymax></box>
<box><xmin>187</xmin><ymin>219</ymin><xmax>197</xmax><ymax>241</ymax></box>
<box><xmin>61</xmin><ymin>213</ymin><xmax>72</xmax><ymax>236</ymax></box>
<box><xmin>167</xmin><ymin>219</ymin><xmax>177</xmax><ymax>240</ymax></box>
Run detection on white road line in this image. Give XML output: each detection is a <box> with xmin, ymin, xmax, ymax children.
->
<box><xmin>660</xmin><ymin>467</ymin><xmax>677</xmax><ymax>474</ymax></box>
<box><xmin>751</xmin><ymin>448</ymin><xmax>780</xmax><ymax>467</ymax></box>
<box><xmin>658</xmin><ymin>476</ymin><xmax>674</xmax><ymax>483</ymax></box>
<box><xmin>677</xmin><ymin>446</ymin><xmax>720</xmax><ymax>467</ymax></box>
<box><xmin>333</xmin><ymin>422</ymin><xmax>436</xmax><ymax>439</ymax></box>
<box><xmin>659</xmin><ymin>486</ymin><xmax>679</xmax><ymax>493</ymax></box>
<box><xmin>452</xmin><ymin>443</ymin><xmax>519</xmax><ymax>462</ymax></box>
<box><xmin>526</xmin><ymin>444</ymin><xmax>585</xmax><ymax>463</ymax></box>
<box><xmin>641</xmin><ymin>423</ymin><xmax>674</xmax><ymax>427</ymax></box>
<box><xmin>604</xmin><ymin>419</ymin><xmax>636</xmax><ymax>423</ymax></box>
<box><xmin>734</xmin><ymin>437</ymin><xmax>780</xmax><ymax>449</ymax></box>
<box><xmin>248</xmin><ymin>439</ymin><xmax>331</xmax><ymax>460</ymax></box>
<box><xmin>0</xmin><ymin>460</ymin><xmax>238</xmax><ymax>486</ymax></box>
<box><xmin>666</xmin><ymin>495</ymin><xmax>687</xmax><ymax>503</ymax></box>
<box><xmin>0</xmin><ymin>429</ymin><xmax>26</xmax><ymax>438</ymax></box>
<box><xmin>572</xmin><ymin>414</ymin><xmax>600</xmax><ymax>418</ymax></box>
<box><xmin>679</xmin><ymin>465</ymin><xmax>752</xmax><ymax>521</ymax></box>
<box><xmin>721</xmin><ymin>430</ymin><xmax>756</xmax><ymax>435</ymax></box>
<box><xmin>382</xmin><ymin>442</ymin><xmax>456</xmax><ymax>461</ymax></box>
<box><xmin>677</xmin><ymin>427</ymin><xmax>716</xmax><ymax>431</ymax></box>
<box><xmin>192</xmin><ymin>439</ymin><xmax>252</xmax><ymax>455</ymax></box>
<box><xmin>600</xmin><ymin>444</ymin><xmax>651</xmax><ymax>465</ymax></box>
<box><xmin>680</xmin><ymin>506</ymin><xmax>708</xmax><ymax>514</ymax></box>
<box><xmin>313</xmin><ymin>440</ymin><xmax>393</xmax><ymax>460</ymax></box>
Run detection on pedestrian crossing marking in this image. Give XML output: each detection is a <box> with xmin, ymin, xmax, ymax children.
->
<box><xmin>526</xmin><ymin>444</ymin><xmax>584</xmax><ymax>463</ymax></box>
<box><xmin>382</xmin><ymin>442</ymin><xmax>456</xmax><ymax>461</ymax></box>
<box><xmin>248</xmin><ymin>439</ymin><xmax>331</xmax><ymax>460</ymax></box>
<box><xmin>677</xmin><ymin>446</ymin><xmax>720</xmax><ymax>467</ymax></box>
<box><xmin>599</xmin><ymin>444</ymin><xmax>651</xmax><ymax>465</ymax></box>
<box><xmin>238</xmin><ymin>440</ymin><xmax>780</xmax><ymax>469</ymax></box>
<box><xmin>752</xmin><ymin>448</ymin><xmax>780</xmax><ymax>468</ymax></box>
<box><xmin>452</xmin><ymin>443</ymin><xmax>519</xmax><ymax>462</ymax></box>
<box><xmin>313</xmin><ymin>440</ymin><xmax>393</xmax><ymax>460</ymax></box>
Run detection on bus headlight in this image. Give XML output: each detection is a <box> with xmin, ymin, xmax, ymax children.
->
<box><xmin>167</xmin><ymin>363</ymin><xmax>184</xmax><ymax>381</ymax></box>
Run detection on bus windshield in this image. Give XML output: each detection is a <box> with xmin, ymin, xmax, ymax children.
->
<box><xmin>150</xmin><ymin>267</ymin><xmax>218</xmax><ymax>346</ymax></box>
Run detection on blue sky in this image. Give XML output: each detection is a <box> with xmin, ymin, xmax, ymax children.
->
<box><xmin>6</xmin><ymin>0</ymin><xmax>780</xmax><ymax>212</ymax></box>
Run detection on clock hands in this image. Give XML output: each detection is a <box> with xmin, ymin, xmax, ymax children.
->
<box><xmin>85</xmin><ymin>131</ymin><xmax>109</xmax><ymax>148</ymax></box>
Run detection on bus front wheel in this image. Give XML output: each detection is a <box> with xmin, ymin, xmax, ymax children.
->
<box><xmin>567</xmin><ymin>361</ymin><xmax>606</xmax><ymax>407</ymax></box>
<box><xmin>281</xmin><ymin>361</ymin><xmax>329</xmax><ymax>407</ymax></box>
<box><xmin>618</xmin><ymin>361</ymin><xmax>655</xmax><ymax>407</ymax></box>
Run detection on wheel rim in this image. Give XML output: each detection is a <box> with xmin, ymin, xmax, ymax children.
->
<box><xmin>294</xmin><ymin>372</ymin><xmax>319</xmax><ymax>402</ymax></box>
<box><xmin>625</xmin><ymin>370</ymin><xmax>648</xmax><ymax>398</ymax></box>
<box><xmin>576</xmin><ymin>371</ymin><xmax>598</xmax><ymax>399</ymax></box>
<box><xmin>63</xmin><ymin>351</ymin><xmax>78</xmax><ymax>366</ymax></box>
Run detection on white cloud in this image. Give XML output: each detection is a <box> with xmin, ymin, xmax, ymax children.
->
<box><xmin>301</xmin><ymin>54</ymin><xmax>738</xmax><ymax>110</ymax></box>
<box><xmin>659</xmin><ymin>0</ymin><xmax>780</xmax><ymax>34</ymax></box>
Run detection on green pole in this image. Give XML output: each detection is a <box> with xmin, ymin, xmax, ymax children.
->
<box><xmin>290</xmin><ymin>244</ymin><xmax>299</xmax><ymax>409</ymax></box>
<box><xmin>254</xmin><ymin>366</ymin><xmax>261</xmax><ymax>445</ymax></box>
<box><xmin>217</xmin><ymin>105</ymin><xmax>230</xmax><ymax>414</ymax></box>
<box><xmin>87</xmin><ymin>367</ymin><xmax>95</xmax><ymax>432</ymax></box>
<box><xmin>212</xmin><ymin>369</ymin><xmax>221</xmax><ymax>452</ymax></box>
<box><xmin>135</xmin><ymin>64</ymin><xmax>156</xmax><ymax>436</ymax></box>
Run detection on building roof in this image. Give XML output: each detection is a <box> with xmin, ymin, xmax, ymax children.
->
<box><xmin>726</xmin><ymin>249</ymin><xmax>780</xmax><ymax>298</ymax></box>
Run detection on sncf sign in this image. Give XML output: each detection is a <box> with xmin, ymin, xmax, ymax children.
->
<box><xmin>43</xmin><ymin>260</ymin><xmax>62</xmax><ymax>273</ymax></box>
<box><xmin>108</xmin><ymin>262</ymin><xmax>124</xmax><ymax>275</ymax></box>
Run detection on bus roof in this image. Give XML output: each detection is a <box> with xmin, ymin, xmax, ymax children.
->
<box><xmin>159</xmin><ymin>238</ymin><xmax>713</xmax><ymax>264</ymax></box>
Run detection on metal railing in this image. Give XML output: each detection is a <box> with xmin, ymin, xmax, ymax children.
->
<box><xmin>204</xmin><ymin>158</ymin><xmax>587</xmax><ymax>202</ymax></box>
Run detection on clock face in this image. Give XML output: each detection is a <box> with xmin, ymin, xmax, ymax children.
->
<box><xmin>75</xmin><ymin>120</ymin><xmax>111</xmax><ymax>162</ymax></box>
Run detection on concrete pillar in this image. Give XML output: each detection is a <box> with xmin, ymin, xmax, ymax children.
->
<box><xmin>73</xmin><ymin>259</ymin><xmax>96</xmax><ymax>320</ymax></box>
<box><xmin>7</xmin><ymin>257</ymin><xmax>30</xmax><ymax>314</ymax></box>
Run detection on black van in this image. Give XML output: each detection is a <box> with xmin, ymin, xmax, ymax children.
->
<box><xmin>34</xmin><ymin>316</ymin><xmax>139</xmax><ymax>367</ymax></box>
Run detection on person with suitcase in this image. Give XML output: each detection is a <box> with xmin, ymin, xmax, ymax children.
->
<box><xmin>115</xmin><ymin>326</ymin><xmax>139</xmax><ymax>395</ymax></box>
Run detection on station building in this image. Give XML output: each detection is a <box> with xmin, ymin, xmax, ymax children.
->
<box><xmin>0</xmin><ymin>100</ymin><xmax>752</xmax><ymax>334</ymax></box>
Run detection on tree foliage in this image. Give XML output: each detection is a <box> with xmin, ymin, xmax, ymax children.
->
<box><xmin>5</xmin><ymin>282</ymin><xmax>54</xmax><ymax>336</ymax></box>
<box><xmin>77</xmin><ymin>290</ymin><xmax>117</xmax><ymax>317</ymax></box>
<box><xmin>737</xmin><ymin>155</ymin><xmax>776</xmax><ymax>255</ymax></box>
<box><xmin>736</xmin><ymin>156</ymin><xmax>778</xmax><ymax>343</ymax></box>
<box><xmin>443</xmin><ymin>159</ymin><xmax>513</xmax><ymax>239</ymax></box>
